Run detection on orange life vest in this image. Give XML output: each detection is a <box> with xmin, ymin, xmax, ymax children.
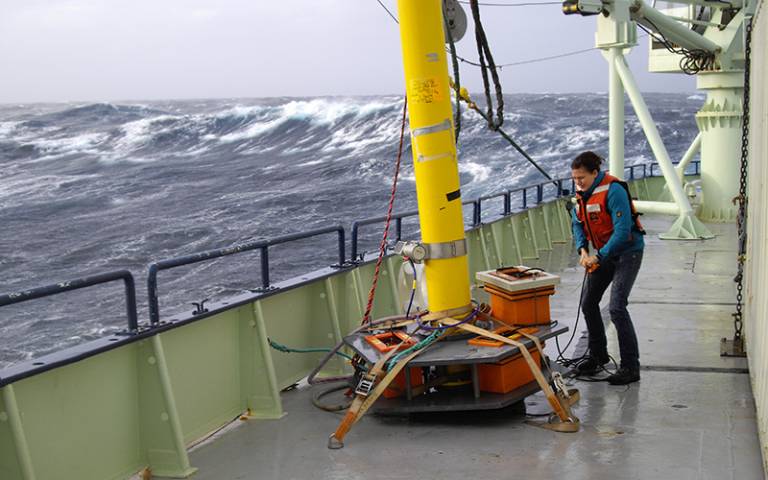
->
<box><xmin>575</xmin><ymin>173</ymin><xmax>644</xmax><ymax>251</ymax></box>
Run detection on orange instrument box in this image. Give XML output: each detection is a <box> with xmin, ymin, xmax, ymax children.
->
<box><xmin>383</xmin><ymin>367</ymin><xmax>424</xmax><ymax>399</ymax></box>
<box><xmin>484</xmin><ymin>284</ymin><xmax>555</xmax><ymax>326</ymax></box>
<box><xmin>477</xmin><ymin>349</ymin><xmax>541</xmax><ymax>394</ymax></box>
<box><xmin>476</xmin><ymin>266</ymin><xmax>559</xmax><ymax>326</ymax></box>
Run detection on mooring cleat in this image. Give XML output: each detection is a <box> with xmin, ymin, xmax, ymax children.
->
<box><xmin>327</xmin><ymin>434</ymin><xmax>344</xmax><ymax>449</ymax></box>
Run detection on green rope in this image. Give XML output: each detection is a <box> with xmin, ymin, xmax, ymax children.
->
<box><xmin>386</xmin><ymin>330</ymin><xmax>444</xmax><ymax>370</ymax></box>
<box><xmin>268</xmin><ymin>338</ymin><xmax>354</xmax><ymax>361</ymax></box>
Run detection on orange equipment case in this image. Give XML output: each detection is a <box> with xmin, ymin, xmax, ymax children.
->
<box><xmin>484</xmin><ymin>283</ymin><xmax>555</xmax><ymax>326</ymax></box>
<box><xmin>477</xmin><ymin>349</ymin><xmax>541</xmax><ymax>394</ymax></box>
<box><xmin>383</xmin><ymin>367</ymin><xmax>424</xmax><ymax>399</ymax></box>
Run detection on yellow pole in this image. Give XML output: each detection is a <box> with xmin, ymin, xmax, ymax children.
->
<box><xmin>397</xmin><ymin>0</ymin><xmax>471</xmax><ymax>314</ymax></box>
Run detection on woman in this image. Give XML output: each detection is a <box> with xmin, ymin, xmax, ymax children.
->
<box><xmin>570</xmin><ymin>151</ymin><xmax>645</xmax><ymax>385</ymax></box>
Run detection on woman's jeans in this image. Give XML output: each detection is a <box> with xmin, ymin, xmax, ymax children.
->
<box><xmin>581</xmin><ymin>250</ymin><xmax>643</xmax><ymax>370</ymax></box>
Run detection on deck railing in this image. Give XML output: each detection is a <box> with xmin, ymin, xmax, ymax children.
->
<box><xmin>0</xmin><ymin>159</ymin><xmax>700</xmax><ymax>358</ymax></box>
<box><xmin>147</xmin><ymin>225</ymin><xmax>347</xmax><ymax>325</ymax></box>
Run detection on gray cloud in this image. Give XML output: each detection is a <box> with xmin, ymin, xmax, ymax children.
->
<box><xmin>0</xmin><ymin>0</ymin><xmax>694</xmax><ymax>103</ymax></box>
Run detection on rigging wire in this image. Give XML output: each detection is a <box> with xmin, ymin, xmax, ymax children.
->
<box><xmin>374</xmin><ymin>0</ymin><xmax>399</xmax><ymax>23</ymax></box>
<box><xmin>459</xmin><ymin>46</ymin><xmax>597</xmax><ymax>68</ymax></box>
<box><xmin>371</xmin><ymin>0</ymin><xmax>647</xmax><ymax>71</ymax></box>
<box><xmin>456</xmin><ymin>34</ymin><xmax>648</xmax><ymax>69</ymax></box>
<box><xmin>458</xmin><ymin>1</ymin><xmax>561</xmax><ymax>5</ymax></box>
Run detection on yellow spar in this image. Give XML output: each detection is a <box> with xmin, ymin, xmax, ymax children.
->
<box><xmin>397</xmin><ymin>0</ymin><xmax>471</xmax><ymax>314</ymax></box>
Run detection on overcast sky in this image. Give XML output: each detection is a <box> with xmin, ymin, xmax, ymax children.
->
<box><xmin>0</xmin><ymin>0</ymin><xmax>697</xmax><ymax>103</ymax></box>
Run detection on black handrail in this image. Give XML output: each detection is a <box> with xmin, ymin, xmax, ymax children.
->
<box><xmin>477</xmin><ymin>191</ymin><xmax>510</xmax><ymax>222</ymax></box>
<box><xmin>349</xmin><ymin>210</ymin><xmax>419</xmax><ymax>262</ymax></box>
<box><xmin>147</xmin><ymin>225</ymin><xmax>346</xmax><ymax>325</ymax></box>
<box><xmin>626</xmin><ymin>160</ymin><xmax>701</xmax><ymax>179</ymax></box>
<box><xmin>0</xmin><ymin>270</ymin><xmax>139</xmax><ymax>332</ymax></box>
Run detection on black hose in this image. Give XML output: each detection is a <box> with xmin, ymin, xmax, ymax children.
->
<box><xmin>312</xmin><ymin>383</ymin><xmax>353</xmax><ymax>412</ymax></box>
<box><xmin>307</xmin><ymin>313</ymin><xmax>417</xmax><ymax>385</ymax></box>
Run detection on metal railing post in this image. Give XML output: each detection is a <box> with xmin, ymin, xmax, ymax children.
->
<box><xmin>350</xmin><ymin>222</ymin><xmax>360</xmax><ymax>262</ymax></box>
<box><xmin>260</xmin><ymin>246</ymin><xmax>270</xmax><ymax>290</ymax></box>
<box><xmin>336</xmin><ymin>229</ymin><xmax>346</xmax><ymax>266</ymax></box>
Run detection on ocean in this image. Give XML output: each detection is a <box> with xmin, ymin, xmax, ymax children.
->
<box><xmin>0</xmin><ymin>93</ymin><xmax>704</xmax><ymax>368</ymax></box>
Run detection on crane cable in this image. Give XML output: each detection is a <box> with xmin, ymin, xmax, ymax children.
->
<box><xmin>445</xmin><ymin>6</ymin><xmax>463</xmax><ymax>142</ymax></box>
<box><xmin>469</xmin><ymin>0</ymin><xmax>505</xmax><ymax>130</ymax></box>
<box><xmin>452</xmin><ymin>81</ymin><xmax>557</xmax><ymax>186</ymax></box>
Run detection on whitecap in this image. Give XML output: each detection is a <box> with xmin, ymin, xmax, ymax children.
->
<box><xmin>113</xmin><ymin>114</ymin><xmax>180</xmax><ymax>152</ymax></box>
<box><xmin>219</xmin><ymin>117</ymin><xmax>286</xmax><ymax>143</ymax></box>
<box><xmin>215</xmin><ymin>104</ymin><xmax>269</xmax><ymax>118</ymax></box>
<box><xmin>459</xmin><ymin>161</ymin><xmax>491</xmax><ymax>183</ymax></box>
<box><xmin>28</xmin><ymin>132</ymin><xmax>108</xmax><ymax>154</ymax></box>
<box><xmin>561</xmin><ymin>127</ymin><xmax>608</xmax><ymax>151</ymax></box>
<box><xmin>212</xmin><ymin>98</ymin><xmax>401</xmax><ymax>144</ymax></box>
<box><xmin>297</xmin><ymin>159</ymin><xmax>324</xmax><ymax>167</ymax></box>
<box><xmin>0</xmin><ymin>121</ymin><xmax>22</xmax><ymax>139</ymax></box>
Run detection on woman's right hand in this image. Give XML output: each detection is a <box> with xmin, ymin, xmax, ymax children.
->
<box><xmin>579</xmin><ymin>249</ymin><xmax>590</xmax><ymax>267</ymax></box>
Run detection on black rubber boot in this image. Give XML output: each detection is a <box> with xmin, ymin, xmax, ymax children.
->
<box><xmin>575</xmin><ymin>356</ymin><xmax>609</xmax><ymax>376</ymax></box>
<box><xmin>607</xmin><ymin>367</ymin><xmax>640</xmax><ymax>385</ymax></box>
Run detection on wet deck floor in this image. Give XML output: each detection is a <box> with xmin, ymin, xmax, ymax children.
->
<box><xmin>185</xmin><ymin>215</ymin><xmax>764</xmax><ymax>479</ymax></box>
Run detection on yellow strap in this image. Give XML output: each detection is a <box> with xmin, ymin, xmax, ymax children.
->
<box><xmin>353</xmin><ymin>344</ymin><xmax>431</xmax><ymax>424</ymax></box>
<box><xmin>330</xmin><ymin>347</ymin><xmax>400</xmax><ymax>446</ymax></box>
<box><xmin>363</xmin><ymin>319</ymin><xmax>416</xmax><ymax>331</ymax></box>
<box><xmin>441</xmin><ymin>319</ymin><xmax>576</xmax><ymax>425</ymax></box>
<box><xmin>329</xmin><ymin>338</ymin><xmax>436</xmax><ymax>448</ymax></box>
<box><xmin>421</xmin><ymin>304</ymin><xmax>473</xmax><ymax>322</ymax></box>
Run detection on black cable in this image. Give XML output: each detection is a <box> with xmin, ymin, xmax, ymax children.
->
<box><xmin>312</xmin><ymin>383</ymin><xmax>353</xmax><ymax>412</ymax></box>
<box><xmin>554</xmin><ymin>270</ymin><xmax>588</xmax><ymax>366</ymax></box>
<box><xmin>638</xmin><ymin>19</ymin><xmax>714</xmax><ymax>75</ymax></box>
<box><xmin>463</xmin><ymin>102</ymin><xmax>558</xmax><ymax>186</ymax></box>
<box><xmin>444</xmin><ymin>7</ymin><xmax>462</xmax><ymax>142</ymax></box>
<box><xmin>552</xmin><ymin>268</ymin><xmax>625</xmax><ymax>381</ymax></box>
<box><xmin>469</xmin><ymin>0</ymin><xmax>504</xmax><ymax>130</ymax></box>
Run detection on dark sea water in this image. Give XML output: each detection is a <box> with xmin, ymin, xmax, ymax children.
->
<box><xmin>0</xmin><ymin>93</ymin><xmax>704</xmax><ymax>368</ymax></box>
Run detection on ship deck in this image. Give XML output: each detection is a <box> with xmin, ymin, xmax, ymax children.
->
<box><xmin>184</xmin><ymin>214</ymin><xmax>763</xmax><ymax>479</ymax></box>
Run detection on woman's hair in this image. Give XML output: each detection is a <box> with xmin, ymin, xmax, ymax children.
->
<box><xmin>571</xmin><ymin>151</ymin><xmax>603</xmax><ymax>173</ymax></box>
